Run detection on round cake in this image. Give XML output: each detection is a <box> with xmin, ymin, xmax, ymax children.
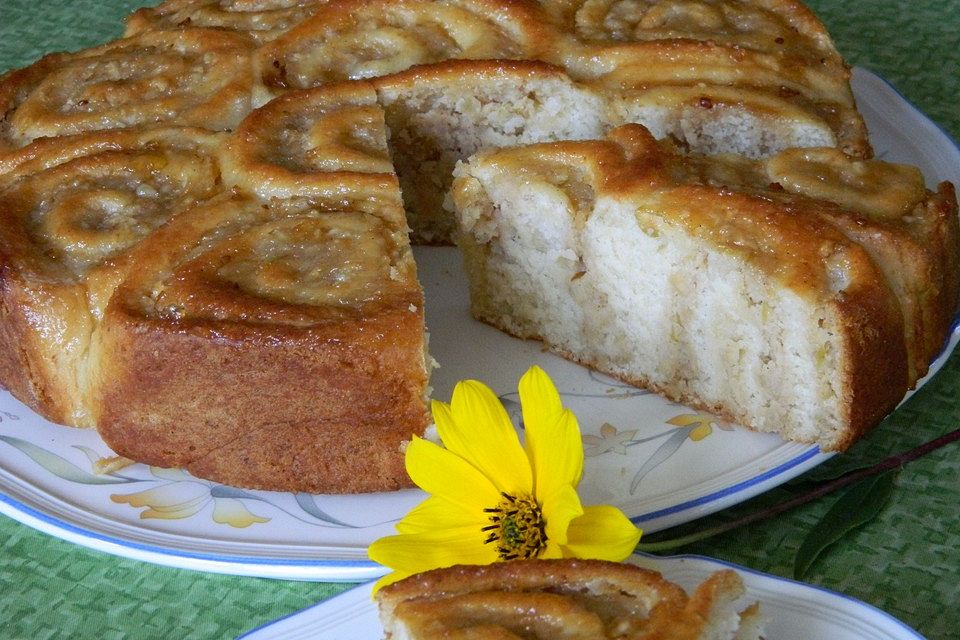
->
<box><xmin>0</xmin><ymin>0</ymin><xmax>956</xmax><ymax>493</ymax></box>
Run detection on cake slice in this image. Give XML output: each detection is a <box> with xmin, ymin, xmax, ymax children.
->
<box><xmin>0</xmin><ymin>127</ymin><xmax>225</xmax><ymax>427</ymax></box>
<box><xmin>451</xmin><ymin>124</ymin><xmax>959</xmax><ymax>450</ymax></box>
<box><xmin>93</xmin><ymin>190</ymin><xmax>430</xmax><ymax>493</ymax></box>
<box><xmin>376</xmin><ymin>559</ymin><xmax>764</xmax><ymax>639</ymax></box>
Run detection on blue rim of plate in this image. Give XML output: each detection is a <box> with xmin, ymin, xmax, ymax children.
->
<box><xmin>0</xmin><ymin>490</ymin><xmax>374</xmax><ymax>572</ymax></box>
<box><xmin>630</xmin><ymin>445</ymin><xmax>824</xmax><ymax>523</ymax></box>
<box><xmin>0</xmin><ymin>67</ymin><xmax>958</xmax><ymax>579</ymax></box>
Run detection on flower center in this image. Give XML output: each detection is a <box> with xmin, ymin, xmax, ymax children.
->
<box><xmin>482</xmin><ymin>492</ymin><xmax>547</xmax><ymax>560</ymax></box>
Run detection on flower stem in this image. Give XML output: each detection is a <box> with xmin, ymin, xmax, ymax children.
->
<box><xmin>635</xmin><ymin>427</ymin><xmax>960</xmax><ymax>553</ymax></box>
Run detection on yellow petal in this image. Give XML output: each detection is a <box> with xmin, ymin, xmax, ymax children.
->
<box><xmin>539</xmin><ymin>541</ymin><xmax>564</xmax><ymax>559</ymax></box>
<box><xmin>442</xmin><ymin>380</ymin><xmax>532</xmax><ymax>496</ymax></box>
<box><xmin>518</xmin><ymin>365</ymin><xmax>563</xmax><ymax>436</ymax></box>
<box><xmin>561</xmin><ymin>505</ymin><xmax>642</xmax><ymax>562</ymax></box>
<box><xmin>405</xmin><ymin>437</ymin><xmax>501</xmax><ymax>511</ymax></box>
<box><xmin>211</xmin><ymin>497</ymin><xmax>270</xmax><ymax>528</ymax></box>
<box><xmin>518</xmin><ymin>367</ymin><xmax>583</xmax><ymax>499</ymax></box>
<box><xmin>533</xmin><ymin>409</ymin><xmax>584</xmax><ymax>502</ymax></box>
<box><xmin>368</xmin><ymin>528</ymin><xmax>498</xmax><ymax>575</ymax></box>
<box><xmin>540</xmin><ymin>483</ymin><xmax>584</xmax><ymax>548</ymax></box>
<box><xmin>396</xmin><ymin>495</ymin><xmax>487</xmax><ymax>535</ymax></box>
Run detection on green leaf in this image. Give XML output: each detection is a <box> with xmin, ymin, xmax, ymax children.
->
<box><xmin>794</xmin><ymin>469</ymin><xmax>898</xmax><ymax>580</ymax></box>
<box><xmin>789</xmin><ymin>459</ymin><xmax>873</xmax><ymax>486</ymax></box>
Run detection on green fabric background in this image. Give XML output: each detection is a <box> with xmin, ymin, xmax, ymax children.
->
<box><xmin>0</xmin><ymin>1</ymin><xmax>958</xmax><ymax>638</ymax></box>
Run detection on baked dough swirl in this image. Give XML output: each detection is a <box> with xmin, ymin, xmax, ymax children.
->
<box><xmin>0</xmin><ymin>127</ymin><xmax>225</xmax><ymax>426</ymax></box>
<box><xmin>228</xmin><ymin>60</ymin><xmax>609</xmax><ymax>242</ymax></box>
<box><xmin>221</xmin><ymin>81</ymin><xmax>396</xmax><ymax>201</ymax></box>
<box><xmin>125</xmin><ymin>0</ymin><xmax>329</xmax><ymax>43</ymax></box>
<box><xmin>0</xmin><ymin>0</ymin><xmax>954</xmax><ymax>493</ymax></box>
<box><xmin>255</xmin><ymin>0</ymin><xmax>552</xmax><ymax>94</ymax></box>
<box><xmin>94</xmin><ymin>194</ymin><xmax>427</xmax><ymax>493</ymax></box>
<box><xmin>532</xmin><ymin>0</ymin><xmax>865</xmax><ymax>157</ymax></box>
<box><xmin>377</xmin><ymin>559</ymin><xmax>764</xmax><ymax>640</ymax></box>
<box><xmin>563</xmin><ymin>0</ymin><xmax>835</xmax><ymax>53</ymax></box>
<box><xmin>0</xmin><ymin>29</ymin><xmax>255</xmax><ymax>151</ymax></box>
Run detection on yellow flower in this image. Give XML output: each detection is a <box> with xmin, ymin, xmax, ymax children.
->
<box><xmin>368</xmin><ymin>366</ymin><xmax>642</xmax><ymax>592</ymax></box>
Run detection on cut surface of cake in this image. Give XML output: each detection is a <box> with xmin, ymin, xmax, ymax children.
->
<box><xmin>451</xmin><ymin>124</ymin><xmax>959</xmax><ymax>450</ymax></box>
<box><xmin>376</xmin><ymin>558</ymin><xmax>764</xmax><ymax>640</ymax></box>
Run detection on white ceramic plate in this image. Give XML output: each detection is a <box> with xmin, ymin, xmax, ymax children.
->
<box><xmin>237</xmin><ymin>553</ymin><xmax>925</xmax><ymax>639</ymax></box>
<box><xmin>0</xmin><ymin>68</ymin><xmax>958</xmax><ymax>581</ymax></box>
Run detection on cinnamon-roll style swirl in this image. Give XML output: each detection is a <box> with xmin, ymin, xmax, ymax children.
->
<box><xmin>94</xmin><ymin>194</ymin><xmax>427</xmax><ymax>493</ymax></box>
<box><xmin>534</xmin><ymin>0</ymin><xmax>868</xmax><ymax>158</ymax></box>
<box><xmin>546</xmin><ymin>0</ymin><xmax>837</xmax><ymax>55</ymax></box>
<box><xmin>0</xmin><ymin>0</ymin><xmax>955</xmax><ymax>493</ymax></box>
<box><xmin>0</xmin><ymin>127</ymin><xmax>225</xmax><ymax>426</ymax></box>
<box><xmin>255</xmin><ymin>0</ymin><xmax>552</xmax><ymax>95</ymax></box>
<box><xmin>221</xmin><ymin>81</ymin><xmax>397</xmax><ymax>201</ymax></box>
<box><xmin>0</xmin><ymin>29</ymin><xmax>255</xmax><ymax>151</ymax></box>
<box><xmin>125</xmin><ymin>0</ymin><xmax>329</xmax><ymax>43</ymax></box>
<box><xmin>230</xmin><ymin>60</ymin><xmax>609</xmax><ymax>243</ymax></box>
<box><xmin>377</xmin><ymin>560</ymin><xmax>764</xmax><ymax>640</ymax></box>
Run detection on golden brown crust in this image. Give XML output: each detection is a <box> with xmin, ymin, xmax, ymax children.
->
<box><xmin>90</xmin><ymin>193</ymin><xmax>428</xmax><ymax>492</ymax></box>
<box><xmin>373</xmin><ymin>57</ymin><xmax>575</xmax><ymax>90</ymax></box>
<box><xmin>0</xmin><ymin>0</ymin><xmax>951</xmax><ymax>490</ymax></box>
<box><xmin>95</xmin><ymin>300</ymin><xmax>427</xmax><ymax>493</ymax></box>
<box><xmin>125</xmin><ymin>0</ymin><xmax>329</xmax><ymax>43</ymax></box>
<box><xmin>539</xmin><ymin>0</ymin><xmax>835</xmax><ymax>45</ymax></box>
<box><xmin>545</xmin><ymin>0</ymin><xmax>867</xmax><ymax>157</ymax></box>
<box><xmin>0</xmin><ymin>271</ymin><xmax>93</xmax><ymax>425</ymax></box>
<box><xmin>245</xmin><ymin>0</ymin><xmax>868</xmax><ymax>155</ymax></box>
<box><xmin>220</xmin><ymin>80</ymin><xmax>399</xmax><ymax>201</ymax></box>
<box><xmin>255</xmin><ymin>0</ymin><xmax>554</xmax><ymax>95</ymax></box>
<box><xmin>0</xmin><ymin>29</ymin><xmax>255</xmax><ymax>150</ymax></box>
<box><xmin>923</xmin><ymin>183</ymin><xmax>960</xmax><ymax>357</ymax></box>
<box><xmin>453</xmin><ymin>124</ymin><xmax>955</xmax><ymax>451</ymax></box>
<box><xmin>0</xmin><ymin>127</ymin><xmax>225</xmax><ymax>426</ymax></box>
<box><xmin>0</xmin><ymin>53</ymin><xmax>72</xmax><ymax>154</ymax></box>
<box><xmin>377</xmin><ymin>559</ymin><xmax>757</xmax><ymax>640</ymax></box>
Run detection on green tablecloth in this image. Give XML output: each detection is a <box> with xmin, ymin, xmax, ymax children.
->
<box><xmin>0</xmin><ymin>1</ymin><xmax>958</xmax><ymax>637</ymax></box>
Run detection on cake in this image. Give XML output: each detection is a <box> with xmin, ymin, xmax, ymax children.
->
<box><xmin>0</xmin><ymin>0</ymin><xmax>955</xmax><ymax>492</ymax></box>
<box><xmin>375</xmin><ymin>558</ymin><xmax>764</xmax><ymax>639</ymax></box>
<box><xmin>451</xmin><ymin>124</ymin><xmax>959</xmax><ymax>449</ymax></box>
